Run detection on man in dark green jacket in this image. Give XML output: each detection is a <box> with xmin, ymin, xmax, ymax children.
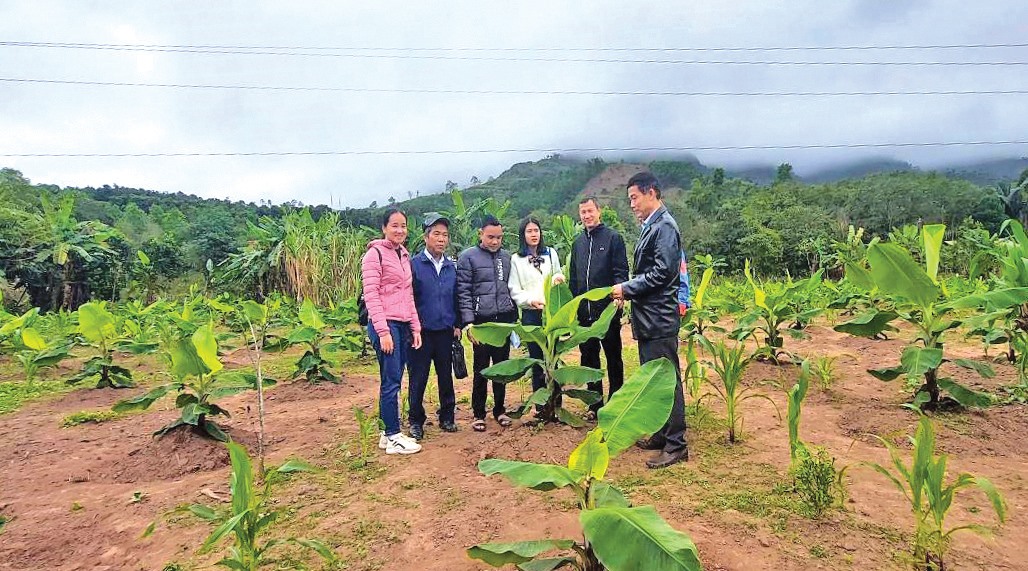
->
<box><xmin>611</xmin><ymin>172</ymin><xmax>688</xmax><ymax>469</ymax></box>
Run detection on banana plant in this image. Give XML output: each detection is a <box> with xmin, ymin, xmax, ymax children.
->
<box><xmin>865</xmin><ymin>415</ymin><xmax>1006</xmax><ymax>570</ymax></box>
<box><xmin>36</xmin><ymin>308</ymin><xmax>77</xmax><ymax>347</ymax></box>
<box><xmin>467</xmin><ymin>359</ymin><xmax>703</xmax><ymax>571</ymax></box>
<box><xmin>15</xmin><ymin>326</ymin><xmax>71</xmax><ymax>384</ymax></box>
<box><xmin>129</xmin><ymin>250</ymin><xmax>163</xmax><ymax>304</ymax></box>
<box><xmin>114</xmin><ymin>299</ymin><xmax>167</xmax><ymax>356</ymax></box>
<box><xmin>834</xmin><ymin>224</ymin><xmax>1028</xmax><ymax>410</ymax></box>
<box><xmin>0</xmin><ymin>307</ymin><xmax>39</xmax><ymax>353</ymax></box>
<box><xmin>968</xmin><ymin>219</ymin><xmax>1028</xmax><ymax>371</ymax></box>
<box><xmin>440</xmin><ymin>189</ymin><xmax>512</xmax><ymax>253</ymax></box>
<box><xmin>731</xmin><ymin>261</ymin><xmax>823</xmax><ymax>364</ymax></box>
<box><xmin>113</xmin><ymin>322</ymin><xmax>265</xmax><ymax>441</ymax></box>
<box><xmin>145</xmin><ymin>442</ymin><xmax>336</xmax><ymax>570</ymax></box>
<box><xmin>472</xmin><ymin>281</ymin><xmax>619</xmax><ymax>426</ymax></box>
<box><xmin>547</xmin><ymin>214</ymin><xmax>581</xmax><ymax>268</ymax></box>
<box><xmin>68</xmin><ymin>301</ymin><xmax>134</xmax><ymax>388</ymax></box>
<box><xmin>283</xmin><ymin>298</ymin><xmax>349</xmax><ymax>384</ymax></box>
<box><xmin>0</xmin><ymin>308</ymin><xmax>70</xmax><ymax>383</ymax></box>
<box><xmin>325</xmin><ymin>297</ymin><xmax>365</xmax><ymax>350</ymax></box>
<box><xmin>151</xmin><ymin>295</ymin><xmax>207</xmax><ymax>368</ymax></box>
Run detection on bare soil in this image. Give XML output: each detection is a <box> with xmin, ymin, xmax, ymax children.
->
<box><xmin>1</xmin><ymin>325</ymin><xmax>1026</xmax><ymax>570</ymax></box>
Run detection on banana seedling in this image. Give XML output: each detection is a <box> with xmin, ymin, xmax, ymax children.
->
<box><xmin>835</xmin><ymin>224</ymin><xmax>1028</xmax><ymax>410</ymax></box>
<box><xmin>732</xmin><ymin>261</ymin><xmax>823</xmax><ymax>364</ymax></box>
<box><xmin>468</xmin><ymin>359</ymin><xmax>702</xmax><ymax>571</ymax></box>
<box><xmin>68</xmin><ymin>302</ymin><xmax>134</xmax><ymax>388</ymax></box>
<box><xmin>113</xmin><ymin>322</ymin><xmax>267</xmax><ymax>441</ymax></box>
<box><xmin>473</xmin><ymin>281</ymin><xmax>618</xmax><ymax>426</ymax></box>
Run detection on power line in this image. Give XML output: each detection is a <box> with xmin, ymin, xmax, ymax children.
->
<box><xmin>4</xmin><ymin>141</ymin><xmax>1027</xmax><ymax>158</ymax></box>
<box><xmin>4</xmin><ymin>77</ymin><xmax>1028</xmax><ymax>97</ymax></box>
<box><xmin>1</xmin><ymin>42</ymin><xmax>1025</xmax><ymax>65</ymax></box>
<box><xmin>4</xmin><ymin>40</ymin><xmax>1028</xmax><ymax>52</ymax></box>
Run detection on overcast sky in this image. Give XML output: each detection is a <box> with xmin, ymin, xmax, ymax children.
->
<box><xmin>2</xmin><ymin>1</ymin><xmax>1027</xmax><ymax>208</ymax></box>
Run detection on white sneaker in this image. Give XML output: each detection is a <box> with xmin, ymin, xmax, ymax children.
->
<box><xmin>378</xmin><ymin>431</ymin><xmax>388</xmax><ymax>450</ymax></box>
<box><xmin>385</xmin><ymin>433</ymin><xmax>422</xmax><ymax>455</ymax></box>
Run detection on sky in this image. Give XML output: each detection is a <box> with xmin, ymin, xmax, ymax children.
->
<box><xmin>1</xmin><ymin>1</ymin><xmax>1027</xmax><ymax>208</ymax></box>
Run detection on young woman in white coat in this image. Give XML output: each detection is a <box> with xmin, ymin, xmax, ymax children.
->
<box><xmin>508</xmin><ymin>217</ymin><xmax>565</xmax><ymax>402</ymax></box>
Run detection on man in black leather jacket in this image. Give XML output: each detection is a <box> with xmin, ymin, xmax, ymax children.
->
<box><xmin>568</xmin><ymin>196</ymin><xmax>630</xmax><ymax>418</ymax></box>
<box><xmin>456</xmin><ymin>215</ymin><xmax>518</xmax><ymax>431</ymax></box>
<box><xmin>611</xmin><ymin>172</ymin><xmax>689</xmax><ymax>469</ymax></box>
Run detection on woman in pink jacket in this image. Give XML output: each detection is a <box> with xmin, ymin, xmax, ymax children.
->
<box><xmin>361</xmin><ymin>208</ymin><xmax>423</xmax><ymax>455</ymax></box>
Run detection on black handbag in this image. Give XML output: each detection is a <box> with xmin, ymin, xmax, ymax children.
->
<box><xmin>452</xmin><ymin>339</ymin><xmax>468</xmax><ymax>379</ymax></box>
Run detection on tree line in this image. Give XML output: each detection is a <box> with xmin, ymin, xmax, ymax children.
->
<box><xmin>1</xmin><ymin>157</ymin><xmax>1025</xmax><ymax>312</ymax></box>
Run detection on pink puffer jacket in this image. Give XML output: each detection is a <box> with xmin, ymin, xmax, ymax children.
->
<box><xmin>361</xmin><ymin>239</ymin><xmax>422</xmax><ymax>337</ymax></box>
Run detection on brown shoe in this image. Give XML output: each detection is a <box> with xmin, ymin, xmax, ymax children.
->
<box><xmin>646</xmin><ymin>448</ymin><xmax>689</xmax><ymax>469</ymax></box>
<box><xmin>635</xmin><ymin>436</ymin><xmax>666</xmax><ymax>451</ymax></box>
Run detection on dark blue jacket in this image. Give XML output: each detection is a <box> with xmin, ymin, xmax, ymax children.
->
<box><xmin>411</xmin><ymin>250</ymin><xmax>459</xmax><ymax>332</ymax></box>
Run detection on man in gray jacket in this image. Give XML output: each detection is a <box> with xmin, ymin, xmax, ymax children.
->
<box><xmin>611</xmin><ymin>172</ymin><xmax>688</xmax><ymax>469</ymax></box>
<box><xmin>457</xmin><ymin>215</ymin><xmax>518</xmax><ymax>432</ymax></box>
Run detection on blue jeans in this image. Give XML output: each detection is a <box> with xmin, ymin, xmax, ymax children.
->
<box><xmin>368</xmin><ymin>320</ymin><xmax>411</xmax><ymax>437</ymax></box>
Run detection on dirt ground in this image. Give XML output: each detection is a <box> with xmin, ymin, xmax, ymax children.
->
<box><xmin>1</xmin><ymin>326</ymin><xmax>1026</xmax><ymax>571</ymax></box>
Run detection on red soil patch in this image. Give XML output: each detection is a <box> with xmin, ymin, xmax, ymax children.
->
<box><xmin>1</xmin><ymin>325</ymin><xmax>1027</xmax><ymax>570</ymax></box>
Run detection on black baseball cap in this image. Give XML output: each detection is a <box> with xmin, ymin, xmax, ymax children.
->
<box><xmin>423</xmin><ymin>212</ymin><xmax>451</xmax><ymax>231</ymax></box>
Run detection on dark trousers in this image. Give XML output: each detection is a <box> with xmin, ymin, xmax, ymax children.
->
<box><xmin>408</xmin><ymin>329</ymin><xmax>456</xmax><ymax>426</ymax></box>
<box><xmin>580</xmin><ymin>308</ymin><xmax>624</xmax><ymax>412</ymax></box>
<box><xmin>521</xmin><ymin>309</ymin><xmax>546</xmax><ymax>393</ymax></box>
<box><xmin>638</xmin><ymin>335</ymin><xmax>688</xmax><ymax>453</ymax></box>
<box><xmin>472</xmin><ymin>339</ymin><xmax>510</xmax><ymax>420</ymax></box>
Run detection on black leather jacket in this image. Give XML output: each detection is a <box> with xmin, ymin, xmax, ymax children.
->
<box><xmin>622</xmin><ymin>205</ymin><xmax>682</xmax><ymax>341</ymax></box>
<box><xmin>568</xmin><ymin>224</ymin><xmax>630</xmax><ymax>323</ymax></box>
<box><xmin>456</xmin><ymin>245</ymin><xmax>517</xmax><ymax>326</ymax></box>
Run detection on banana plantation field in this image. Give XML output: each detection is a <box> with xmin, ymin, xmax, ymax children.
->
<box><xmin>2</xmin><ymin>222</ymin><xmax>1028</xmax><ymax>571</ymax></box>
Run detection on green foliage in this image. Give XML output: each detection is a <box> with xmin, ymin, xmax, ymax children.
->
<box><xmin>865</xmin><ymin>416</ymin><xmax>1006</xmax><ymax>569</ymax></box>
<box><xmin>216</xmin><ymin>209</ymin><xmax>371</xmax><ymax>305</ymax></box>
<box><xmin>468</xmin><ymin>358</ymin><xmax>702</xmax><ymax>571</ymax></box>
<box><xmin>731</xmin><ymin>261</ymin><xmax>823</xmax><ymax>363</ymax></box>
<box><xmin>113</xmin><ymin>323</ymin><xmax>262</xmax><ymax>441</ymax></box>
<box><xmin>834</xmin><ymin>223</ymin><xmax>1028</xmax><ymax>409</ymax></box>
<box><xmin>699</xmin><ymin>338</ymin><xmax>780</xmax><ymax>443</ymax></box>
<box><xmin>146</xmin><ymin>442</ymin><xmax>336</xmax><ymax>570</ymax></box>
<box><xmin>352</xmin><ymin>406</ymin><xmax>380</xmax><ymax>466</ymax></box>
<box><xmin>474</xmin><ymin>281</ymin><xmax>616</xmax><ymax>425</ymax></box>
<box><xmin>0</xmin><ymin>191</ymin><xmax>119</xmax><ymax>311</ymax></box>
<box><xmin>793</xmin><ymin>447</ymin><xmax>838</xmax><ymax>518</ymax></box>
<box><xmin>61</xmin><ymin>409</ymin><xmax>125</xmax><ymax>427</ymax></box>
<box><xmin>809</xmin><ymin>354</ymin><xmax>843</xmax><ymax>391</ymax></box>
<box><xmin>0</xmin><ymin>379</ymin><xmax>72</xmax><ymax>415</ymax></box>
<box><xmin>0</xmin><ymin>309</ymin><xmax>72</xmax><ymax>383</ymax></box>
<box><xmin>69</xmin><ymin>302</ymin><xmax>134</xmax><ymax>388</ymax></box>
<box><xmin>285</xmin><ymin>298</ymin><xmax>344</xmax><ymax>383</ymax></box>
<box><xmin>787</xmin><ymin>361</ymin><xmax>811</xmax><ymax>464</ymax></box>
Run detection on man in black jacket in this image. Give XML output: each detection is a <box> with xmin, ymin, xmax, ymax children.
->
<box><xmin>611</xmin><ymin>172</ymin><xmax>689</xmax><ymax>469</ymax></box>
<box><xmin>568</xmin><ymin>196</ymin><xmax>630</xmax><ymax>419</ymax></box>
<box><xmin>456</xmin><ymin>215</ymin><xmax>518</xmax><ymax>432</ymax></box>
